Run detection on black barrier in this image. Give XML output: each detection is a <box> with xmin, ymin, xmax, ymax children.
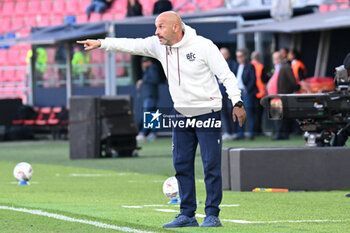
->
<box><xmin>222</xmin><ymin>147</ymin><xmax>350</xmax><ymax>191</ymax></box>
<box><xmin>69</xmin><ymin>96</ymin><xmax>139</xmax><ymax>159</ymax></box>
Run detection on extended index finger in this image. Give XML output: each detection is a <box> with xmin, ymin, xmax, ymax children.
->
<box><xmin>76</xmin><ymin>41</ymin><xmax>87</xmax><ymax>44</ymax></box>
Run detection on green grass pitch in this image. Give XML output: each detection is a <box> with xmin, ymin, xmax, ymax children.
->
<box><xmin>0</xmin><ymin>136</ymin><xmax>349</xmax><ymax>233</ymax></box>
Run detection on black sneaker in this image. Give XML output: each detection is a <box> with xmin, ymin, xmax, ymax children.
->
<box><xmin>200</xmin><ymin>215</ymin><xmax>222</xmax><ymax>227</ymax></box>
<box><xmin>163</xmin><ymin>214</ymin><xmax>199</xmax><ymax>228</ymax></box>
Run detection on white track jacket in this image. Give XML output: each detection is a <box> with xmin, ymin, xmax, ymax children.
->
<box><xmin>99</xmin><ymin>24</ymin><xmax>241</xmax><ymax>117</ymax></box>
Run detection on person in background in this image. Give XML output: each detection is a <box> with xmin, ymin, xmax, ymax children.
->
<box><xmin>268</xmin><ymin>51</ymin><xmax>299</xmax><ymax>140</ymax></box>
<box><xmin>267</xmin><ymin>51</ymin><xmax>281</xmax><ymax>96</ymax></box>
<box><xmin>127</xmin><ymin>0</ymin><xmax>143</xmax><ymax>17</ymax></box>
<box><xmin>219</xmin><ymin>47</ymin><xmax>237</xmax><ymax>141</ymax></box>
<box><xmin>233</xmin><ymin>49</ymin><xmax>258</xmax><ymax>140</ymax></box>
<box><xmin>86</xmin><ymin>0</ymin><xmax>114</xmax><ymax>19</ymax></box>
<box><xmin>26</xmin><ymin>47</ymin><xmax>48</xmax><ymax>83</ymax></box>
<box><xmin>136</xmin><ymin>57</ymin><xmax>161</xmax><ymax>142</ymax></box>
<box><xmin>288</xmin><ymin>49</ymin><xmax>307</xmax><ymax>82</ymax></box>
<box><xmin>127</xmin><ymin>0</ymin><xmax>144</xmax><ymax>88</ymax></box>
<box><xmin>250</xmin><ymin>51</ymin><xmax>268</xmax><ymax>135</ymax></box>
<box><xmin>71</xmin><ymin>46</ymin><xmax>90</xmax><ymax>86</ymax></box>
<box><xmin>54</xmin><ymin>43</ymin><xmax>67</xmax><ymax>84</ymax></box>
<box><xmin>279</xmin><ymin>47</ymin><xmax>289</xmax><ymax>62</ymax></box>
<box><xmin>153</xmin><ymin>0</ymin><xmax>173</xmax><ymax>15</ymax></box>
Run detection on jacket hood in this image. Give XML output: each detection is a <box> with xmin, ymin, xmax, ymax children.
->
<box><xmin>170</xmin><ymin>23</ymin><xmax>197</xmax><ymax>48</ymax></box>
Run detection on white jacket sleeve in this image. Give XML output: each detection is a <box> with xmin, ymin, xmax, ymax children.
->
<box><xmin>99</xmin><ymin>36</ymin><xmax>161</xmax><ymax>59</ymax></box>
<box><xmin>205</xmin><ymin>41</ymin><xmax>242</xmax><ymax>106</ymax></box>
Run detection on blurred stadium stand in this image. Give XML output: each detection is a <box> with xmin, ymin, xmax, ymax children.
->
<box><xmin>0</xmin><ymin>0</ymin><xmax>349</xmax><ymax>104</ymax></box>
<box><xmin>0</xmin><ymin>0</ymin><xmax>225</xmax><ymax>103</ymax></box>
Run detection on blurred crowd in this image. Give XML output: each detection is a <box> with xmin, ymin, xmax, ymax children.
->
<box><xmin>218</xmin><ymin>47</ymin><xmax>306</xmax><ymax>141</ymax></box>
<box><xmin>86</xmin><ymin>0</ymin><xmax>173</xmax><ymax>18</ymax></box>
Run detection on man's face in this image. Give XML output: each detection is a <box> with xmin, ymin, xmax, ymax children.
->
<box><xmin>236</xmin><ymin>51</ymin><xmax>246</xmax><ymax>65</ymax></box>
<box><xmin>280</xmin><ymin>49</ymin><xmax>288</xmax><ymax>59</ymax></box>
<box><xmin>287</xmin><ymin>52</ymin><xmax>294</xmax><ymax>61</ymax></box>
<box><xmin>155</xmin><ymin>17</ymin><xmax>174</xmax><ymax>46</ymax></box>
<box><xmin>142</xmin><ymin>60</ymin><xmax>152</xmax><ymax>71</ymax></box>
<box><xmin>273</xmin><ymin>53</ymin><xmax>281</xmax><ymax>66</ymax></box>
<box><xmin>220</xmin><ymin>49</ymin><xmax>230</xmax><ymax>61</ymax></box>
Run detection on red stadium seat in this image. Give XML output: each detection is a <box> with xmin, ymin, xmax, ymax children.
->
<box><xmin>319</xmin><ymin>4</ymin><xmax>329</xmax><ymax>13</ymax></box>
<box><xmin>40</xmin><ymin>0</ymin><xmax>53</xmax><ymax>13</ymax></box>
<box><xmin>3</xmin><ymin>84</ymin><xmax>16</xmax><ymax>95</ymax></box>
<box><xmin>17</xmin><ymin>49</ymin><xmax>28</xmax><ymax>65</ymax></box>
<box><xmin>0</xmin><ymin>50</ymin><xmax>8</xmax><ymax>65</ymax></box>
<box><xmin>27</xmin><ymin>1</ymin><xmax>41</xmax><ymax>15</ymax></box>
<box><xmin>0</xmin><ymin>17</ymin><xmax>12</xmax><ymax>34</ymax></box>
<box><xmin>92</xmin><ymin>67</ymin><xmax>105</xmax><ymax>79</ymax></box>
<box><xmin>52</xmin><ymin>0</ymin><xmax>66</xmax><ymax>14</ymax></box>
<box><xmin>80</xmin><ymin>0</ymin><xmax>92</xmax><ymax>11</ymax></box>
<box><xmin>37</xmin><ymin>15</ymin><xmax>51</xmax><ymax>27</ymax></box>
<box><xmin>14</xmin><ymin>0</ymin><xmax>28</xmax><ymax>16</ymax></box>
<box><xmin>76</xmin><ymin>14</ymin><xmax>88</xmax><ymax>24</ymax></box>
<box><xmin>201</xmin><ymin>0</ymin><xmax>224</xmax><ymax>10</ymax></box>
<box><xmin>116</xmin><ymin>52</ymin><xmax>123</xmax><ymax>63</ymax></box>
<box><xmin>24</xmin><ymin>119</ymin><xmax>35</xmax><ymax>125</ymax></box>
<box><xmin>102</xmin><ymin>12</ymin><xmax>114</xmax><ymax>21</ymax></box>
<box><xmin>89</xmin><ymin>12</ymin><xmax>102</xmax><ymax>22</ymax></box>
<box><xmin>340</xmin><ymin>4</ymin><xmax>350</xmax><ymax>9</ymax></box>
<box><xmin>18</xmin><ymin>27</ymin><xmax>31</xmax><ymax>38</ymax></box>
<box><xmin>8</xmin><ymin>47</ymin><xmax>22</xmax><ymax>65</ymax></box>
<box><xmin>46</xmin><ymin>48</ymin><xmax>56</xmax><ymax>65</ymax></box>
<box><xmin>3</xmin><ymin>70</ymin><xmax>16</xmax><ymax>81</ymax></box>
<box><xmin>124</xmin><ymin>54</ymin><xmax>131</xmax><ymax>62</ymax></box>
<box><xmin>91</xmin><ymin>50</ymin><xmax>105</xmax><ymax>63</ymax></box>
<box><xmin>1</xmin><ymin>1</ymin><xmax>15</xmax><ymax>16</ymax></box>
<box><xmin>66</xmin><ymin>0</ymin><xmax>80</xmax><ymax>14</ymax></box>
<box><xmin>27</xmin><ymin>15</ymin><xmax>38</xmax><ymax>27</ymax></box>
<box><xmin>48</xmin><ymin>107</ymin><xmax>63</xmax><ymax>125</ymax></box>
<box><xmin>111</xmin><ymin>0</ymin><xmax>128</xmax><ymax>14</ymax></box>
<box><xmin>35</xmin><ymin>107</ymin><xmax>52</xmax><ymax>125</ymax></box>
<box><xmin>139</xmin><ymin>0</ymin><xmax>157</xmax><ymax>15</ymax></box>
<box><xmin>329</xmin><ymin>4</ymin><xmax>338</xmax><ymax>11</ymax></box>
<box><xmin>115</xmin><ymin>12</ymin><xmax>126</xmax><ymax>20</ymax></box>
<box><xmin>51</xmin><ymin>15</ymin><xmax>64</xmax><ymax>26</ymax></box>
<box><xmin>116</xmin><ymin>67</ymin><xmax>126</xmax><ymax>77</ymax></box>
<box><xmin>12</xmin><ymin>17</ymin><xmax>25</xmax><ymax>30</ymax></box>
<box><xmin>14</xmin><ymin>69</ymin><xmax>27</xmax><ymax>82</ymax></box>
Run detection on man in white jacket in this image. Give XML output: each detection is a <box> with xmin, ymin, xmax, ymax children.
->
<box><xmin>77</xmin><ymin>11</ymin><xmax>246</xmax><ymax>228</ymax></box>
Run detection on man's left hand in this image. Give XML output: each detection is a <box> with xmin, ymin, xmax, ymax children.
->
<box><xmin>232</xmin><ymin>107</ymin><xmax>246</xmax><ymax>127</ymax></box>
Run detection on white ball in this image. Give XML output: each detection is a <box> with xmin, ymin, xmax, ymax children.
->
<box><xmin>13</xmin><ymin>162</ymin><xmax>33</xmax><ymax>181</ymax></box>
<box><xmin>163</xmin><ymin>176</ymin><xmax>179</xmax><ymax>200</ymax></box>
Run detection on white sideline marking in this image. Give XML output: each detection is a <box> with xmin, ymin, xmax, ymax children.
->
<box><xmin>143</xmin><ymin>205</ymin><xmax>168</xmax><ymax>207</ymax></box>
<box><xmin>0</xmin><ymin>206</ymin><xmax>155</xmax><ymax>233</ymax></box>
<box><xmin>195</xmin><ymin>214</ymin><xmax>206</xmax><ymax>218</ymax></box>
<box><xmin>69</xmin><ymin>173</ymin><xmax>129</xmax><ymax>177</ymax></box>
<box><xmin>154</xmin><ymin>209</ymin><xmax>177</xmax><ymax>213</ymax></box>
<box><xmin>69</xmin><ymin>173</ymin><xmax>104</xmax><ymax>177</ymax></box>
<box><xmin>122</xmin><ymin>206</ymin><xmax>143</xmax><ymax>208</ymax></box>
<box><xmin>222</xmin><ymin>219</ymin><xmax>346</xmax><ymax>224</ymax></box>
<box><xmin>220</xmin><ymin>204</ymin><xmax>240</xmax><ymax>207</ymax></box>
<box><xmin>122</xmin><ymin>205</ymin><xmax>180</xmax><ymax>208</ymax></box>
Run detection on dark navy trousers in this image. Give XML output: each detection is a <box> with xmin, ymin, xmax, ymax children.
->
<box><xmin>172</xmin><ymin>110</ymin><xmax>222</xmax><ymax>217</ymax></box>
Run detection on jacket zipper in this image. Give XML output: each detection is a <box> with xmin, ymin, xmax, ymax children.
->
<box><xmin>166</xmin><ymin>46</ymin><xmax>181</xmax><ymax>86</ymax></box>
